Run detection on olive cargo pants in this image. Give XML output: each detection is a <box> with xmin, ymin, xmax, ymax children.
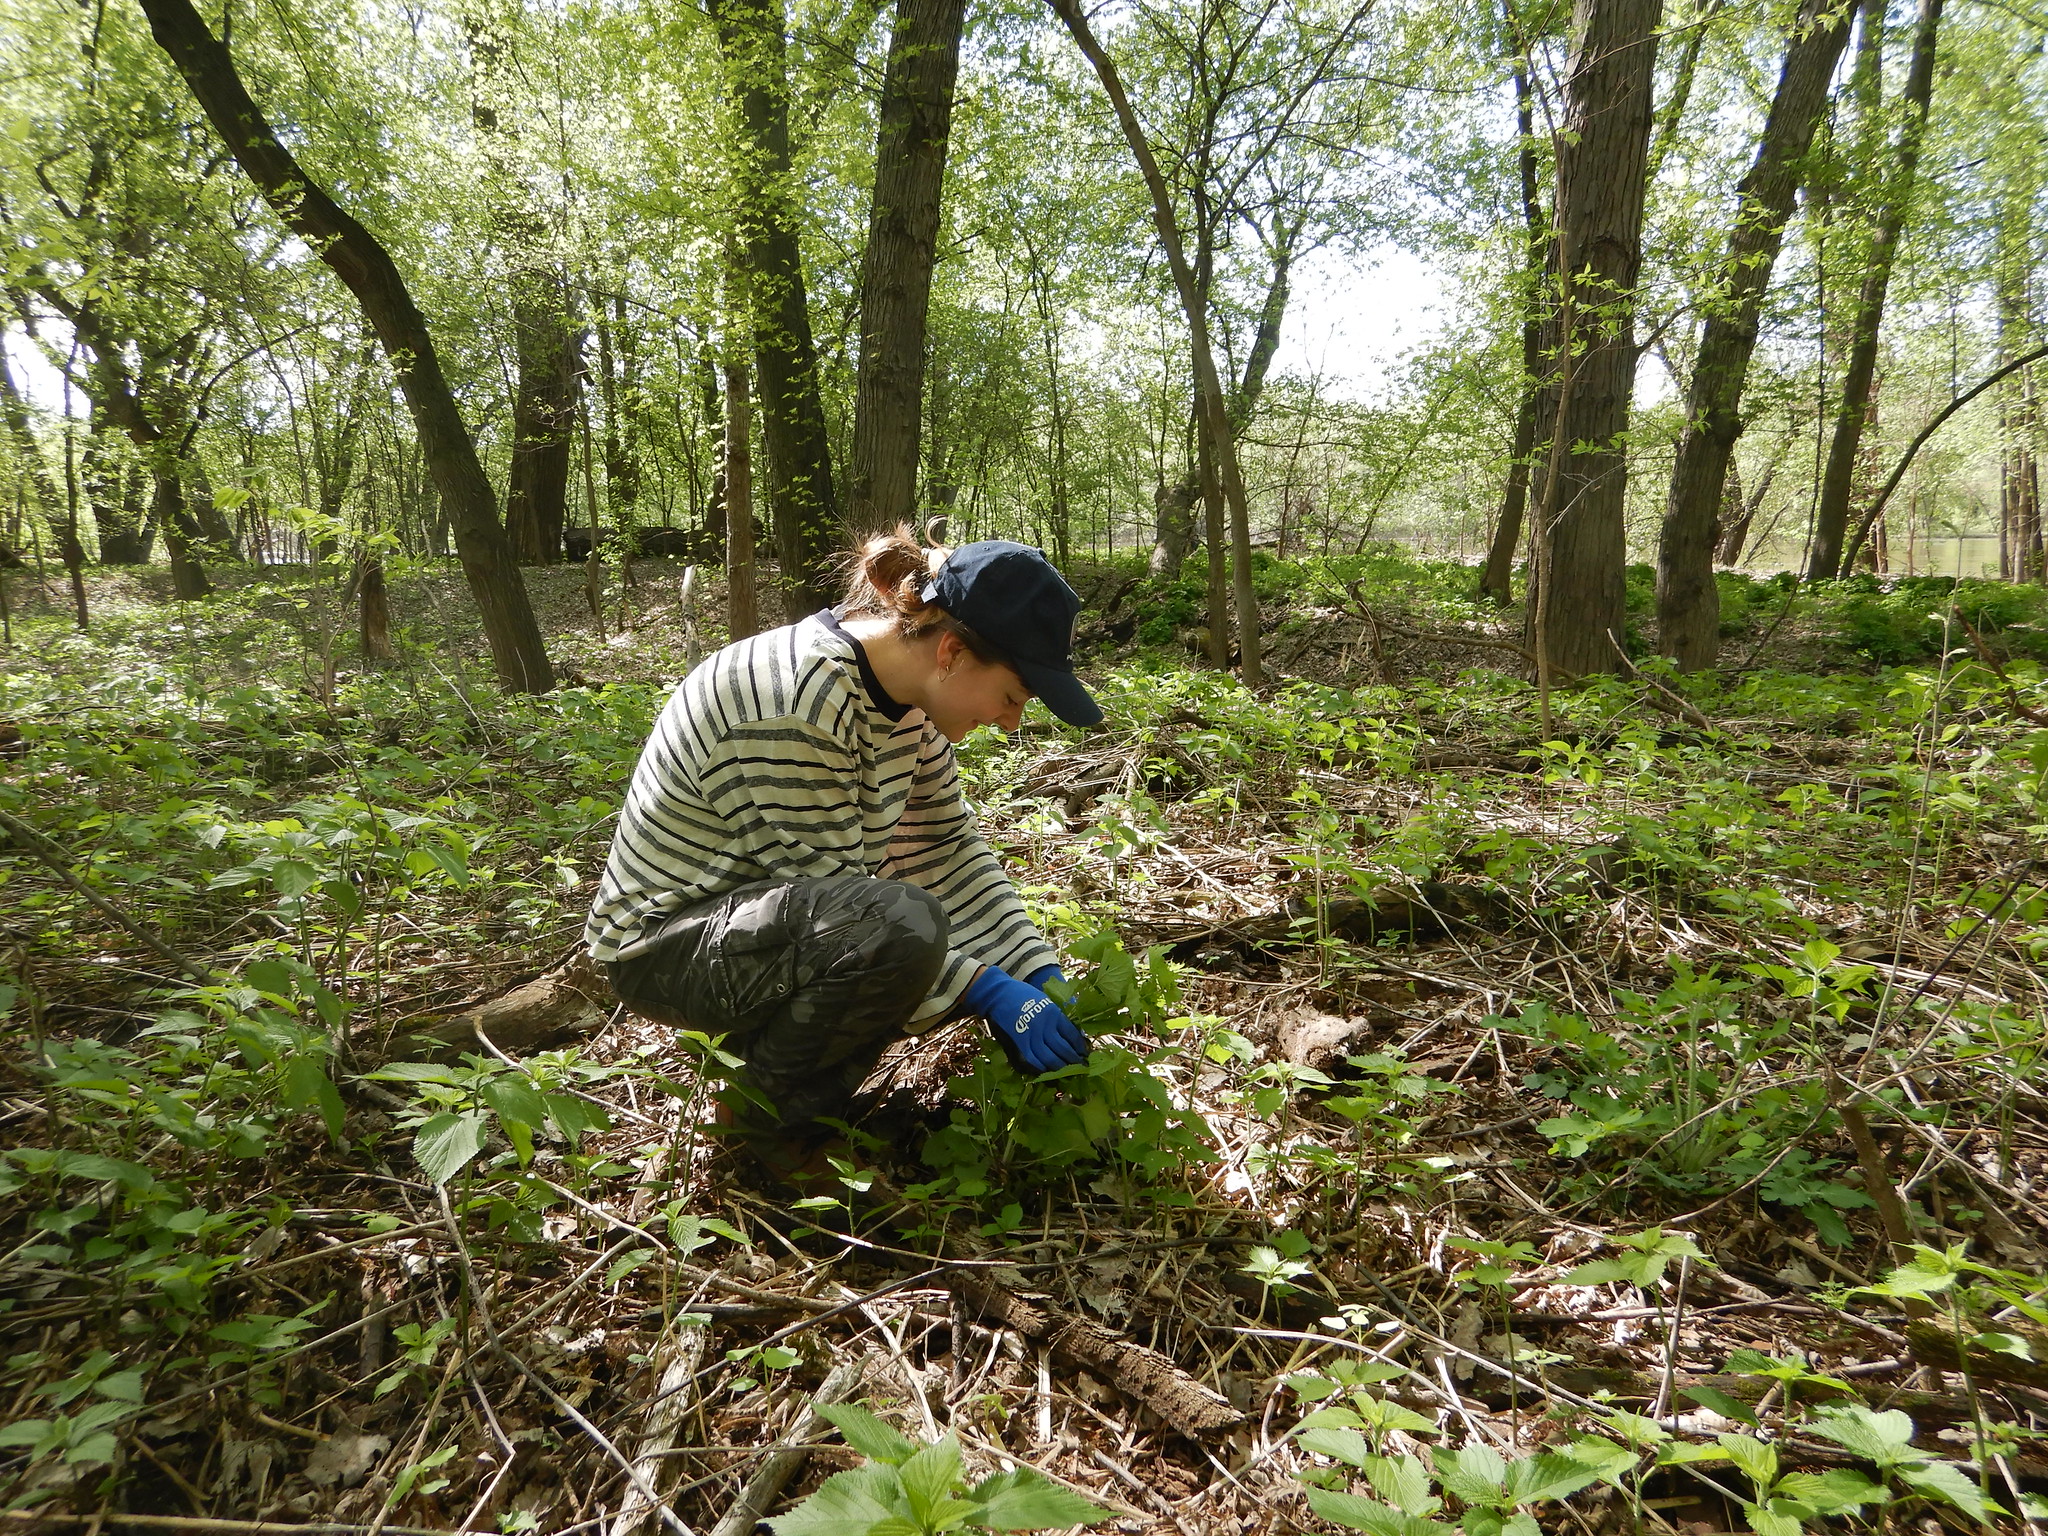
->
<box><xmin>604</xmin><ymin>876</ymin><xmax>949</xmax><ymax>1135</ymax></box>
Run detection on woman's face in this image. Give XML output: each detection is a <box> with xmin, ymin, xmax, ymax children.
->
<box><xmin>924</xmin><ymin>633</ymin><xmax>1032</xmax><ymax>742</ymax></box>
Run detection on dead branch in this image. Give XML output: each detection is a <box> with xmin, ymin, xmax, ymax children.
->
<box><xmin>704</xmin><ymin>1354</ymin><xmax>871</xmax><ymax>1536</ymax></box>
<box><xmin>610</xmin><ymin>1322</ymin><xmax>714</xmax><ymax>1536</ymax></box>
<box><xmin>950</xmin><ymin>1271</ymin><xmax>1245</xmax><ymax>1438</ymax></box>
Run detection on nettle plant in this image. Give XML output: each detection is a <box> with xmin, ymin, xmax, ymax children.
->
<box><xmin>911</xmin><ymin>928</ymin><xmax>1216</xmax><ymax>1226</ymax></box>
<box><xmin>1284</xmin><ymin>1364</ymin><xmax>1635</xmax><ymax>1536</ymax></box>
<box><xmin>768</xmin><ymin>1403</ymin><xmax>1106</xmax><ymax>1535</ymax></box>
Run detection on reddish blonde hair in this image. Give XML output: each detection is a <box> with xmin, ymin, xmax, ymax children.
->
<box><xmin>838</xmin><ymin>524</ymin><xmax>1003</xmax><ymax>664</ymax></box>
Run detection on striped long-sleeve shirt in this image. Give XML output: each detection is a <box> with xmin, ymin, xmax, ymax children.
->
<box><xmin>584</xmin><ymin>611</ymin><xmax>1057</xmax><ymax>1028</ymax></box>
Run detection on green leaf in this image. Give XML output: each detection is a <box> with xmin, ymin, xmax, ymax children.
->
<box><xmin>817</xmin><ymin>1403</ymin><xmax>918</xmax><ymax>1467</ymax></box>
<box><xmin>1740</xmin><ymin>1500</ymin><xmax>1803</xmax><ymax>1536</ymax></box>
<box><xmin>1774</xmin><ymin>1469</ymin><xmax>1887</xmax><ymax>1515</ymax></box>
<box><xmin>1716</xmin><ymin>1434</ymin><xmax>1777</xmax><ymax>1490</ymax></box>
<box><xmin>1361</xmin><ymin>1453</ymin><xmax>1441</xmax><ymax>1516</ymax></box>
<box><xmin>1285</xmin><ymin>1372</ymin><xmax>1343</xmax><ymax>1402</ymax></box>
<box><xmin>1504</xmin><ymin>1452</ymin><xmax>1608</xmax><ymax>1505</ymax></box>
<box><xmin>766</xmin><ymin>1464</ymin><xmax>905</xmax><ymax>1535</ymax></box>
<box><xmin>894</xmin><ymin>1436</ymin><xmax>962</xmax><ymax>1525</ymax></box>
<box><xmin>1433</xmin><ymin>1444</ymin><xmax>1508</xmax><ymax>1506</ymax></box>
<box><xmin>283</xmin><ymin>1056</ymin><xmax>345</xmax><ymax>1142</ymax></box>
<box><xmin>967</xmin><ymin>1467</ymin><xmax>1111</xmax><ymax>1530</ymax></box>
<box><xmin>412</xmin><ymin>1112</ymin><xmax>488</xmax><ymax>1185</ymax></box>
<box><xmin>1895</xmin><ymin>1460</ymin><xmax>2002</xmax><ymax>1520</ymax></box>
<box><xmin>1806</xmin><ymin>1405</ymin><xmax>1917</xmax><ymax>1467</ymax></box>
<box><xmin>1304</xmin><ymin>1488</ymin><xmax>1452</xmax><ymax>1536</ymax></box>
<box><xmin>481</xmin><ymin>1074</ymin><xmax>549</xmax><ymax>1135</ymax></box>
<box><xmin>1681</xmin><ymin>1384</ymin><xmax>1760</xmax><ymax>1425</ymax></box>
<box><xmin>1560</xmin><ymin>1436</ymin><xmax>1640</xmax><ymax>1483</ymax></box>
<box><xmin>1300</xmin><ymin>1426</ymin><xmax>1375</xmax><ymax>1468</ymax></box>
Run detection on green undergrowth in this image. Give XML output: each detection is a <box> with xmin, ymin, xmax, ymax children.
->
<box><xmin>4</xmin><ymin>558</ymin><xmax>2048</xmax><ymax>1526</ymax></box>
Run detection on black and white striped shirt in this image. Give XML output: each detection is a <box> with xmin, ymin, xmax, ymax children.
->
<box><xmin>585</xmin><ymin>611</ymin><xmax>1057</xmax><ymax>1027</ymax></box>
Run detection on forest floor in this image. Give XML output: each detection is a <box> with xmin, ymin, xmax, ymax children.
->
<box><xmin>3</xmin><ymin>551</ymin><xmax>2048</xmax><ymax>1536</ymax></box>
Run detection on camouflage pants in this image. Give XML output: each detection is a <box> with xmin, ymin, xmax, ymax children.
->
<box><xmin>604</xmin><ymin>876</ymin><xmax>948</xmax><ymax>1135</ymax></box>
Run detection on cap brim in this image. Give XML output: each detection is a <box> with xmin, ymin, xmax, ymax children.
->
<box><xmin>1014</xmin><ymin>660</ymin><xmax>1102</xmax><ymax>727</ymax></box>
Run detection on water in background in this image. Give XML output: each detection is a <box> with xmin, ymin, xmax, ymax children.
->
<box><xmin>1740</xmin><ymin>533</ymin><xmax>2004</xmax><ymax>578</ymax></box>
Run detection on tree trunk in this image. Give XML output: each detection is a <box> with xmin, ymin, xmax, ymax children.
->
<box><xmin>1197</xmin><ymin>410</ymin><xmax>1229</xmax><ymax>665</ymax></box>
<box><xmin>505</xmin><ymin>276</ymin><xmax>578</xmax><ymax>564</ymax></box>
<box><xmin>709</xmin><ymin>0</ymin><xmax>839</xmax><ymax>619</ymax></box>
<box><xmin>725</xmin><ymin>357</ymin><xmax>759</xmax><ymax>641</ymax></box>
<box><xmin>1807</xmin><ymin>0</ymin><xmax>1943</xmax><ymax>581</ymax></box>
<box><xmin>1049</xmin><ymin>0</ymin><xmax>1262</xmax><ymax>685</ymax></box>
<box><xmin>140</xmin><ymin>0</ymin><xmax>554</xmax><ymax>692</ymax></box>
<box><xmin>151</xmin><ymin>464</ymin><xmax>214</xmax><ymax>600</ymax></box>
<box><xmin>1478</xmin><ymin>60</ymin><xmax>1548</xmax><ymax>606</ymax></box>
<box><xmin>1147</xmin><ymin>221</ymin><xmax>1297</xmax><ymax>583</ymax></box>
<box><xmin>847</xmin><ymin>0</ymin><xmax>965</xmax><ymax>534</ymax></box>
<box><xmin>0</xmin><ymin>352</ymin><xmax>87</xmax><ymax>626</ymax></box>
<box><xmin>597</xmin><ymin>297</ymin><xmax>643</xmax><ymax>533</ymax></box>
<box><xmin>1150</xmin><ymin>472</ymin><xmax>1199</xmax><ymax>579</ymax></box>
<box><xmin>358</xmin><ymin>552</ymin><xmax>392</xmax><ymax>660</ymax></box>
<box><xmin>1655</xmin><ymin>0</ymin><xmax>1849</xmax><ymax>669</ymax></box>
<box><xmin>1525</xmin><ymin>0</ymin><xmax>1662</xmax><ymax>680</ymax></box>
<box><xmin>92</xmin><ymin>437</ymin><xmax>151</xmax><ymax>564</ymax></box>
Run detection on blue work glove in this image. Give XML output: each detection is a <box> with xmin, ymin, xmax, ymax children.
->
<box><xmin>963</xmin><ymin>965</ymin><xmax>1089</xmax><ymax>1075</ymax></box>
<box><xmin>1025</xmin><ymin>963</ymin><xmax>1065</xmax><ymax>991</ymax></box>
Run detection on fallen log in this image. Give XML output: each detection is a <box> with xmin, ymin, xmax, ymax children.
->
<box><xmin>1904</xmin><ymin>1319</ymin><xmax>2048</xmax><ymax>1392</ymax></box>
<box><xmin>950</xmin><ymin>1272</ymin><xmax>1244</xmax><ymax>1438</ymax></box>
<box><xmin>390</xmin><ymin>953</ymin><xmax>613</xmax><ymax>1064</ymax></box>
<box><xmin>610</xmin><ymin>1321</ymin><xmax>712</xmax><ymax>1536</ymax></box>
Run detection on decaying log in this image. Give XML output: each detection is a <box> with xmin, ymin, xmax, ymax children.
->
<box><xmin>393</xmin><ymin>953</ymin><xmax>612</xmax><ymax>1063</ymax></box>
<box><xmin>950</xmin><ymin>1272</ymin><xmax>1245</xmax><ymax>1438</ymax></box>
<box><xmin>707</xmin><ymin>1354</ymin><xmax>871</xmax><ymax>1536</ymax></box>
<box><xmin>610</xmin><ymin>1321</ymin><xmax>712</xmax><ymax>1536</ymax></box>
<box><xmin>1904</xmin><ymin>1319</ymin><xmax>2048</xmax><ymax>1391</ymax></box>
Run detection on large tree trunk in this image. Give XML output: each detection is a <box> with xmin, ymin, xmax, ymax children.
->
<box><xmin>140</xmin><ymin>0</ymin><xmax>554</xmax><ymax>692</ymax></box>
<box><xmin>1655</xmin><ymin>0</ymin><xmax>1850</xmax><ymax>670</ymax></box>
<box><xmin>847</xmin><ymin>0</ymin><xmax>965</xmax><ymax>535</ymax></box>
<box><xmin>90</xmin><ymin>433</ymin><xmax>151</xmax><ymax>564</ymax></box>
<box><xmin>468</xmin><ymin>5</ymin><xmax>575</xmax><ymax>567</ymax></box>
<box><xmin>1477</xmin><ymin>61</ymin><xmax>1547</xmax><ymax>607</ymax></box>
<box><xmin>1807</xmin><ymin>0</ymin><xmax>1943</xmax><ymax>581</ymax></box>
<box><xmin>1525</xmin><ymin>0</ymin><xmax>1662</xmax><ymax>680</ymax></box>
<box><xmin>709</xmin><ymin>0</ymin><xmax>839</xmax><ymax>619</ymax></box>
<box><xmin>505</xmin><ymin>276</ymin><xmax>578</xmax><ymax>564</ymax></box>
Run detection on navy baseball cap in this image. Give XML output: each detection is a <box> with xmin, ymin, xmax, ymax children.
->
<box><xmin>923</xmin><ymin>541</ymin><xmax>1103</xmax><ymax>727</ymax></box>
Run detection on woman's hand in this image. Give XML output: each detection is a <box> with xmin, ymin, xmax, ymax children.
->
<box><xmin>964</xmin><ymin>965</ymin><xmax>1089</xmax><ymax>1075</ymax></box>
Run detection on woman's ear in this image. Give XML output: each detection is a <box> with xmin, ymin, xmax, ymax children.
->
<box><xmin>933</xmin><ymin>629</ymin><xmax>964</xmax><ymax>675</ymax></box>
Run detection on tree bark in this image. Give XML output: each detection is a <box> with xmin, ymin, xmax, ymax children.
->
<box><xmin>358</xmin><ymin>552</ymin><xmax>393</xmax><ymax>661</ymax></box>
<box><xmin>1049</xmin><ymin>0</ymin><xmax>1263</xmax><ymax>685</ymax></box>
<box><xmin>1807</xmin><ymin>0</ymin><xmax>1943</xmax><ymax>581</ymax></box>
<box><xmin>1478</xmin><ymin>61</ymin><xmax>1548</xmax><ymax>606</ymax></box>
<box><xmin>0</xmin><ymin>352</ymin><xmax>87</xmax><ymax>625</ymax></box>
<box><xmin>1147</xmin><ymin>220</ymin><xmax>1297</xmax><ymax>584</ymax></box>
<box><xmin>847</xmin><ymin>0</ymin><xmax>965</xmax><ymax>535</ymax></box>
<box><xmin>505</xmin><ymin>278</ymin><xmax>578</xmax><ymax>564</ymax></box>
<box><xmin>91</xmin><ymin>435</ymin><xmax>151</xmax><ymax>564</ymax></box>
<box><xmin>468</xmin><ymin>5</ymin><xmax>575</xmax><ymax>567</ymax></box>
<box><xmin>139</xmin><ymin>0</ymin><xmax>554</xmax><ymax>692</ymax></box>
<box><xmin>1655</xmin><ymin>0</ymin><xmax>1849</xmax><ymax>669</ymax></box>
<box><xmin>709</xmin><ymin>0</ymin><xmax>840</xmax><ymax>619</ymax></box>
<box><xmin>725</xmin><ymin>357</ymin><xmax>759</xmax><ymax>642</ymax></box>
<box><xmin>1525</xmin><ymin>0</ymin><xmax>1662</xmax><ymax>680</ymax></box>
